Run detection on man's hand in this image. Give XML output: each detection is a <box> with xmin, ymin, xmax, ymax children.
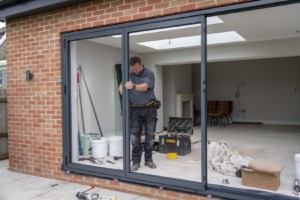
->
<box><xmin>125</xmin><ymin>80</ymin><xmax>135</xmax><ymax>90</ymax></box>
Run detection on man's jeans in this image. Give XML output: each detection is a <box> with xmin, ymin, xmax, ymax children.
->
<box><xmin>130</xmin><ymin>106</ymin><xmax>157</xmax><ymax>164</ymax></box>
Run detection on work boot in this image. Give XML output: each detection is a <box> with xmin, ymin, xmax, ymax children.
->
<box><xmin>145</xmin><ymin>161</ymin><xmax>157</xmax><ymax>169</ymax></box>
<box><xmin>131</xmin><ymin>163</ymin><xmax>140</xmax><ymax>171</ymax></box>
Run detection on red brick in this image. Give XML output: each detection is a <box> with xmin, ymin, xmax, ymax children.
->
<box><xmin>146</xmin><ymin>9</ymin><xmax>162</xmax><ymax>17</ymax></box>
<box><xmin>86</xmin><ymin>6</ymin><xmax>98</xmax><ymax>12</ymax></box>
<box><xmin>98</xmin><ymin>14</ymin><xmax>111</xmax><ymax>20</ymax></box>
<box><xmin>125</xmin><ymin>8</ymin><xmax>138</xmax><ymax>16</ymax></box>
<box><xmin>105</xmin><ymin>7</ymin><xmax>118</xmax><ymax>13</ymax></box>
<box><xmin>154</xmin><ymin>2</ymin><xmax>170</xmax><ymax>9</ymax></box>
<box><xmin>163</xmin><ymin>7</ymin><xmax>179</xmax><ymax>15</ymax></box>
<box><xmin>98</xmin><ymin>3</ymin><xmax>110</xmax><ymax>10</ymax></box>
<box><xmin>111</xmin><ymin>11</ymin><xmax>124</xmax><ymax>18</ymax></box>
<box><xmin>132</xmin><ymin>13</ymin><xmax>147</xmax><ymax>20</ymax></box>
<box><xmin>105</xmin><ymin>18</ymin><xmax>118</xmax><ymax>25</ymax></box>
<box><xmin>87</xmin><ymin>16</ymin><xmax>99</xmax><ymax>23</ymax></box>
<box><xmin>132</xmin><ymin>1</ymin><xmax>147</xmax><ymax>8</ymax></box>
<box><xmin>180</xmin><ymin>3</ymin><xmax>197</xmax><ymax>12</ymax></box>
<box><xmin>93</xmin><ymin>10</ymin><xmax>105</xmax><ymax>16</ymax></box>
<box><xmin>119</xmin><ymin>16</ymin><xmax>132</xmax><ymax>22</ymax></box>
<box><xmin>92</xmin><ymin>20</ymin><xmax>104</xmax><ymax>27</ymax></box>
<box><xmin>139</xmin><ymin>5</ymin><xmax>154</xmax><ymax>13</ymax></box>
<box><xmin>81</xmin><ymin>12</ymin><xmax>93</xmax><ymax>18</ymax></box>
<box><xmin>111</xmin><ymin>0</ymin><xmax>124</xmax><ymax>7</ymax></box>
<box><xmin>196</xmin><ymin>1</ymin><xmax>217</xmax><ymax>9</ymax></box>
<box><xmin>118</xmin><ymin>4</ymin><xmax>131</xmax><ymax>11</ymax></box>
<box><xmin>147</xmin><ymin>0</ymin><xmax>162</xmax><ymax>4</ymax></box>
<box><xmin>171</xmin><ymin>0</ymin><xmax>188</xmax><ymax>7</ymax></box>
<box><xmin>217</xmin><ymin>0</ymin><xmax>237</xmax><ymax>6</ymax></box>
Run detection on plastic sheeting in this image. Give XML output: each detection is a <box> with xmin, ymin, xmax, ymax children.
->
<box><xmin>208</xmin><ymin>141</ymin><xmax>252</xmax><ymax>177</ymax></box>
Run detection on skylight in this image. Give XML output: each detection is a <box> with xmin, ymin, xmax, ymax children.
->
<box><xmin>137</xmin><ymin>31</ymin><xmax>246</xmax><ymax>50</ymax></box>
<box><xmin>129</xmin><ymin>16</ymin><xmax>223</xmax><ymax>36</ymax></box>
<box><xmin>111</xmin><ymin>16</ymin><xmax>223</xmax><ymax>38</ymax></box>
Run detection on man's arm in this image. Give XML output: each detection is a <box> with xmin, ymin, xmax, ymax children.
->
<box><xmin>127</xmin><ymin>70</ymin><xmax>154</xmax><ymax>91</ymax></box>
<box><xmin>133</xmin><ymin>83</ymin><xmax>149</xmax><ymax>91</ymax></box>
<box><xmin>125</xmin><ymin>81</ymin><xmax>149</xmax><ymax>91</ymax></box>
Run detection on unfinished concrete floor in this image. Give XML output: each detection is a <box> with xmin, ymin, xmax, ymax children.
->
<box><xmin>76</xmin><ymin>124</ymin><xmax>300</xmax><ymax>198</ymax></box>
<box><xmin>135</xmin><ymin>124</ymin><xmax>300</xmax><ymax>198</ymax></box>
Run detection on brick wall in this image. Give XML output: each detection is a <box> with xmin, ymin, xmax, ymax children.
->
<box><xmin>6</xmin><ymin>0</ymin><xmax>252</xmax><ymax>199</ymax></box>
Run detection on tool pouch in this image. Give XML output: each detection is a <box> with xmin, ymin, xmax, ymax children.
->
<box><xmin>153</xmin><ymin>99</ymin><xmax>161</xmax><ymax>109</ymax></box>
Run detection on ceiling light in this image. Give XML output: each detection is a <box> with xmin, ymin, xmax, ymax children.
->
<box><xmin>111</xmin><ymin>16</ymin><xmax>224</xmax><ymax>38</ymax></box>
<box><xmin>137</xmin><ymin>31</ymin><xmax>245</xmax><ymax>50</ymax></box>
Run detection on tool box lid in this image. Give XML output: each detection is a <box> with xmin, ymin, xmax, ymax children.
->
<box><xmin>167</xmin><ymin>117</ymin><xmax>193</xmax><ymax>135</ymax></box>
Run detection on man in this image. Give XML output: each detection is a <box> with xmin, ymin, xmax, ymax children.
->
<box><xmin>119</xmin><ymin>56</ymin><xmax>157</xmax><ymax>172</ymax></box>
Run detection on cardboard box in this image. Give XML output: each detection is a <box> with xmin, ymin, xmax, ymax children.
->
<box><xmin>242</xmin><ymin>160</ymin><xmax>283</xmax><ymax>191</ymax></box>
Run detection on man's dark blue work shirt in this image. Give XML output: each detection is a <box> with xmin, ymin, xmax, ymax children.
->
<box><xmin>129</xmin><ymin>67</ymin><xmax>155</xmax><ymax>106</ymax></box>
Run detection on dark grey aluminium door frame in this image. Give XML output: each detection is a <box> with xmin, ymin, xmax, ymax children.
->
<box><xmin>201</xmin><ymin>16</ymin><xmax>208</xmax><ymax>190</ymax></box>
<box><xmin>123</xmin><ymin>15</ymin><xmax>206</xmax><ymax>191</ymax></box>
<box><xmin>61</xmin><ymin>14</ymin><xmax>207</xmax><ymax>192</ymax></box>
<box><xmin>61</xmin><ymin>0</ymin><xmax>300</xmax><ymax>199</ymax></box>
<box><xmin>61</xmin><ymin>27</ymin><xmax>125</xmax><ymax>179</ymax></box>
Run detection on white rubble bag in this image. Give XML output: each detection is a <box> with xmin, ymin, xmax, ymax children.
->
<box><xmin>208</xmin><ymin>141</ymin><xmax>252</xmax><ymax>177</ymax></box>
<box><xmin>295</xmin><ymin>154</ymin><xmax>300</xmax><ymax>180</ymax></box>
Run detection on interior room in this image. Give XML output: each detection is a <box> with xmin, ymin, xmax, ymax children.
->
<box><xmin>70</xmin><ymin>3</ymin><xmax>300</xmax><ymax>197</ymax></box>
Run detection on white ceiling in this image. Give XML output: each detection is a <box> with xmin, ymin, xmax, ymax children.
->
<box><xmin>87</xmin><ymin>2</ymin><xmax>300</xmax><ymax>53</ymax></box>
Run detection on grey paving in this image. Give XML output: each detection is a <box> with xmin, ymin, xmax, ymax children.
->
<box><xmin>0</xmin><ymin>159</ymin><xmax>151</xmax><ymax>200</ymax></box>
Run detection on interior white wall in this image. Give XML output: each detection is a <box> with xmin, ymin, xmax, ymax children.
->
<box><xmin>162</xmin><ymin>65</ymin><xmax>175</xmax><ymax>129</ymax></box>
<box><xmin>76</xmin><ymin>40</ymin><xmax>122</xmax><ymax>135</ymax></box>
<box><xmin>192</xmin><ymin>56</ymin><xmax>300</xmax><ymax>125</ymax></box>
<box><xmin>70</xmin><ymin>41</ymin><xmax>78</xmax><ymax>162</ymax></box>
<box><xmin>162</xmin><ymin>64</ymin><xmax>192</xmax><ymax>127</ymax></box>
<box><xmin>77</xmin><ymin>37</ymin><xmax>300</xmax><ymax>132</ymax></box>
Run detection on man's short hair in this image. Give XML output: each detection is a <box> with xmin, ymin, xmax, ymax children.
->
<box><xmin>130</xmin><ymin>56</ymin><xmax>141</xmax><ymax>66</ymax></box>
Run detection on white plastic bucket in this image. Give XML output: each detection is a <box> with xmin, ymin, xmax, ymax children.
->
<box><xmin>109</xmin><ymin>136</ymin><xmax>123</xmax><ymax>157</ymax></box>
<box><xmin>295</xmin><ymin>154</ymin><xmax>300</xmax><ymax>180</ymax></box>
<box><xmin>92</xmin><ymin>137</ymin><xmax>108</xmax><ymax>158</ymax></box>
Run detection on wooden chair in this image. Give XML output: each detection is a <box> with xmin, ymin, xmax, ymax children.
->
<box><xmin>208</xmin><ymin>101</ymin><xmax>227</xmax><ymax>127</ymax></box>
<box><xmin>207</xmin><ymin>101</ymin><xmax>216</xmax><ymax>125</ymax></box>
<box><xmin>207</xmin><ymin>101</ymin><xmax>216</xmax><ymax>113</ymax></box>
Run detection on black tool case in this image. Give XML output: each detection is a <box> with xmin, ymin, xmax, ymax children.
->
<box><xmin>159</xmin><ymin>117</ymin><xmax>193</xmax><ymax>156</ymax></box>
<box><xmin>159</xmin><ymin>135</ymin><xmax>191</xmax><ymax>155</ymax></box>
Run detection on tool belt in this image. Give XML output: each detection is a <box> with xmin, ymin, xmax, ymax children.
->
<box><xmin>131</xmin><ymin>99</ymin><xmax>161</xmax><ymax>109</ymax></box>
<box><xmin>131</xmin><ymin>99</ymin><xmax>156</xmax><ymax>108</ymax></box>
